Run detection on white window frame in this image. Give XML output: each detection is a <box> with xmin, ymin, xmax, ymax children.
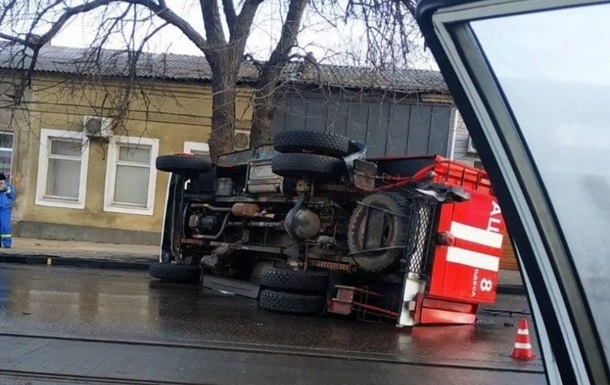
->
<box><xmin>0</xmin><ymin>132</ymin><xmax>15</xmax><ymax>179</ymax></box>
<box><xmin>104</xmin><ymin>136</ymin><xmax>159</xmax><ymax>216</ymax></box>
<box><xmin>36</xmin><ymin>129</ymin><xmax>90</xmax><ymax>209</ymax></box>
<box><xmin>183</xmin><ymin>141</ymin><xmax>210</xmax><ymax>155</ymax></box>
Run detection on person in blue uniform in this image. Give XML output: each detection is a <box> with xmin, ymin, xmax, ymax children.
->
<box><xmin>0</xmin><ymin>173</ymin><xmax>15</xmax><ymax>248</ymax></box>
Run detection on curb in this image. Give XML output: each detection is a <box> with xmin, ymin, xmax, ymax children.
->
<box><xmin>496</xmin><ymin>284</ymin><xmax>526</xmax><ymax>296</ymax></box>
<box><xmin>0</xmin><ymin>254</ymin><xmax>152</xmax><ymax>271</ymax></box>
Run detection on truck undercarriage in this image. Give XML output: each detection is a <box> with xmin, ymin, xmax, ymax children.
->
<box><xmin>150</xmin><ymin>130</ymin><xmax>505</xmax><ymax>326</ymax></box>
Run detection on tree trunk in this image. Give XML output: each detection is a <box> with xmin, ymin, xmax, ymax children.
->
<box><xmin>249</xmin><ymin>0</ymin><xmax>310</xmax><ymax>148</ymax></box>
<box><xmin>208</xmin><ymin>59</ymin><xmax>237</xmax><ymax>162</ymax></box>
<box><xmin>249</xmin><ymin>68</ymin><xmax>280</xmax><ymax>147</ymax></box>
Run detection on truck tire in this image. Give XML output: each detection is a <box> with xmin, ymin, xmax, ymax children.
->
<box><xmin>348</xmin><ymin>192</ymin><xmax>410</xmax><ymax>272</ymax></box>
<box><xmin>271</xmin><ymin>153</ymin><xmax>344</xmax><ymax>179</ymax></box>
<box><xmin>274</xmin><ymin>130</ymin><xmax>350</xmax><ymax>158</ymax></box>
<box><xmin>261</xmin><ymin>267</ymin><xmax>329</xmax><ymax>294</ymax></box>
<box><xmin>258</xmin><ymin>289</ymin><xmax>326</xmax><ymax>315</ymax></box>
<box><xmin>149</xmin><ymin>262</ymin><xmax>202</xmax><ymax>283</ymax></box>
<box><xmin>156</xmin><ymin>154</ymin><xmax>211</xmax><ymax>174</ymax></box>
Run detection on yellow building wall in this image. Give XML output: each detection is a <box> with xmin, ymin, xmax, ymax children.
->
<box><xmin>9</xmin><ymin>75</ymin><xmax>253</xmax><ymax>240</ymax></box>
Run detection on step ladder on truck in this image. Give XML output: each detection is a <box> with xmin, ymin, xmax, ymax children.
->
<box><xmin>150</xmin><ymin>130</ymin><xmax>505</xmax><ymax>327</ymax></box>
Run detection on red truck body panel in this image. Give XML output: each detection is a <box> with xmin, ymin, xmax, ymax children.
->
<box><xmin>369</xmin><ymin>155</ymin><xmax>505</xmax><ymax>325</ymax></box>
<box><xmin>429</xmin><ymin>189</ymin><xmax>505</xmax><ymax>304</ymax></box>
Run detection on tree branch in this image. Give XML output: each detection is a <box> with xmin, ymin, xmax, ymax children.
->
<box><xmin>0</xmin><ymin>0</ymin><xmax>21</xmax><ymax>30</ymax></box>
<box><xmin>398</xmin><ymin>0</ymin><xmax>416</xmax><ymax>17</ymax></box>
<box><xmin>231</xmin><ymin>0</ymin><xmax>263</xmax><ymax>45</ymax></box>
<box><xmin>1</xmin><ymin>0</ymin><xmax>210</xmax><ymax>53</ymax></box>
<box><xmin>249</xmin><ymin>0</ymin><xmax>310</xmax><ymax>147</ymax></box>
<box><xmin>29</xmin><ymin>0</ymin><xmax>64</xmax><ymax>41</ymax></box>
<box><xmin>200</xmin><ymin>0</ymin><xmax>226</xmax><ymax>45</ymax></box>
<box><xmin>0</xmin><ymin>33</ymin><xmax>28</xmax><ymax>46</ymax></box>
<box><xmin>114</xmin><ymin>21</ymin><xmax>170</xmax><ymax>129</ymax></box>
<box><xmin>130</xmin><ymin>22</ymin><xmax>171</xmax><ymax>78</ymax></box>
<box><xmin>93</xmin><ymin>4</ymin><xmax>134</xmax><ymax>54</ymax></box>
<box><xmin>221</xmin><ymin>0</ymin><xmax>236</xmax><ymax>33</ymax></box>
<box><xmin>1</xmin><ymin>0</ymin><xmax>212</xmax><ymax>105</ymax></box>
<box><xmin>265</xmin><ymin>0</ymin><xmax>309</xmax><ymax>67</ymax></box>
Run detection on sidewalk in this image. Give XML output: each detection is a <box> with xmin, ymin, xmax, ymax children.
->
<box><xmin>0</xmin><ymin>237</ymin><xmax>524</xmax><ymax>294</ymax></box>
<box><xmin>496</xmin><ymin>269</ymin><xmax>524</xmax><ymax>295</ymax></box>
<box><xmin>0</xmin><ymin>237</ymin><xmax>158</xmax><ymax>270</ymax></box>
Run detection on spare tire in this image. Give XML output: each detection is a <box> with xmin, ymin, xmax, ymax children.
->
<box><xmin>258</xmin><ymin>289</ymin><xmax>326</xmax><ymax>314</ymax></box>
<box><xmin>149</xmin><ymin>262</ymin><xmax>202</xmax><ymax>283</ymax></box>
<box><xmin>156</xmin><ymin>154</ymin><xmax>212</xmax><ymax>174</ymax></box>
<box><xmin>261</xmin><ymin>267</ymin><xmax>329</xmax><ymax>294</ymax></box>
<box><xmin>271</xmin><ymin>153</ymin><xmax>344</xmax><ymax>180</ymax></box>
<box><xmin>274</xmin><ymin>130</ymin><xmax>350</xmax><ymax>157</ymax></box>
<box><xmin>348</xmin><ymin>192</ymin><xmax>410</xmax><ymax>272</ymax></box>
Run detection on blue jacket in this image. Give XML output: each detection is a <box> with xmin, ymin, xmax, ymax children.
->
<box><xmin>0</xmin><ymin>183</ymin><xmax>15</xmax><ymax>209</ymax></box>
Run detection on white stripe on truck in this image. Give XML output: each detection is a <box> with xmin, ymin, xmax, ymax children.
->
<box><xmin>446</xmin><ymin>247</ymin><xmax>500</xmax><ymax>272</ymax></box>
<box><xmin>450</xmin><ymin>222</ymin><xmax>504</xmax><ymax>249</ymax></box>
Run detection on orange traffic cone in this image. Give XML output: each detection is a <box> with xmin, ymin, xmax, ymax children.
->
<box><xmin>512</xmin><ymin>318</ymin><xmax>535</xmax><ymax>360</ymax></box>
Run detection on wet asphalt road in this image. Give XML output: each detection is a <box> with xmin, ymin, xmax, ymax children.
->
<box><xmin>0</xmin><ymin>264</ymin><xmax>545</xmax><ymax>384</ymax></box>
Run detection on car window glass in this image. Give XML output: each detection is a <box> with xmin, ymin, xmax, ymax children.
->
<box><xmin>471</xmin><ymin>4</ymin><xmax>610</xmax><ymax>358</ymax></box>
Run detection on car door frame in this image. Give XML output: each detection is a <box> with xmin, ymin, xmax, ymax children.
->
<box><xmin>415</xmin><ymin>1</ymin><xmax>610</xmax><ymax>384</ymax></box>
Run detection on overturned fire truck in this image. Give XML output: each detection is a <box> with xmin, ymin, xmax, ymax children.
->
<box><xmin>150</xmin><ymin>130</ymin><xmax>505</xmax><ymax>326</ymax></box>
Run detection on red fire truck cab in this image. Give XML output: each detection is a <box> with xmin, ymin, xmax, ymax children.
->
<box><xmin>151</xmin><ymin>130</ymin><xmax>505</xmax><ymax>326</ymax></box>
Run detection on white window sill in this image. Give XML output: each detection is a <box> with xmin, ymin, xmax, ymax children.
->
<box><xmin>35</xmin><ymin>197</ymin><xmax>85</xmax><ymax>210</ymax></box>
<box><xmin>103</xmin><ymin>204</ymin><xmax>154</xmax><ymax>216</ymax></box>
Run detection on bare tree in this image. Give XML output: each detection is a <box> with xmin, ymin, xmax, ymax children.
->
<box><xmin>0</xmin><ymin>0</ymin><xmax>424</xmax><ymax>159</ymax></box>
<box><xmin>0</xmin><ymin>0</ymin><xmax>310</xmax><ymax>160</ymax></box>
<box><xmin>311</xmin><ymin>0</ymin><xmax>420</xmax><ymax>70</ymax></box>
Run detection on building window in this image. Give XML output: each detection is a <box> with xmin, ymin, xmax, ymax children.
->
<box><xmin>183</xmin><ymin>141</ymin><xmax>209</xmax><ymax>155</ymax></box>
<box><xmin>36</xmin><ymin>129</ymin><xmax>90</xmax><ymax>209</ymax></box>
<box><xmin>0</xmin><ymin>132</ymin><xmax>14</xmax><ymax>179</ymax></box>
<box><xmin>104</xmin><ymin>136</ymin><xmax>159</xmax><ymax>215</ymax></box>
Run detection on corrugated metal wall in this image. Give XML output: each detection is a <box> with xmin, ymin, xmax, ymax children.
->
<box><xmin>273</xmin><ymin>94</ymin><xmax>453</xmax><ymax>158</ymax></box>
<box><xmin>454</xmin><ymin>122</ymin><xmax>471</xmax><ymax>159</ymax></box>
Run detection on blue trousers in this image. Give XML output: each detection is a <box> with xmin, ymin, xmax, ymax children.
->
<box><xmin>0</xmin><ymin>208</ymin><xmax>11</xmax><ymax>248</ymax></box>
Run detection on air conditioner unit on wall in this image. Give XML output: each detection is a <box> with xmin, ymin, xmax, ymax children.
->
<box><xmin>233</xmin><ymin>130</ymin><xmax>250</xmax><ymax>151</ymax></box>
<box><xmin>83</xmin><ymin>116</ymin><xmax>113</xmax><ymax>138</ymax></box>
<box><xmin>467</xmin><ymin>136</ymin><xmax>477</xmax><ymax>154</ymax></box>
